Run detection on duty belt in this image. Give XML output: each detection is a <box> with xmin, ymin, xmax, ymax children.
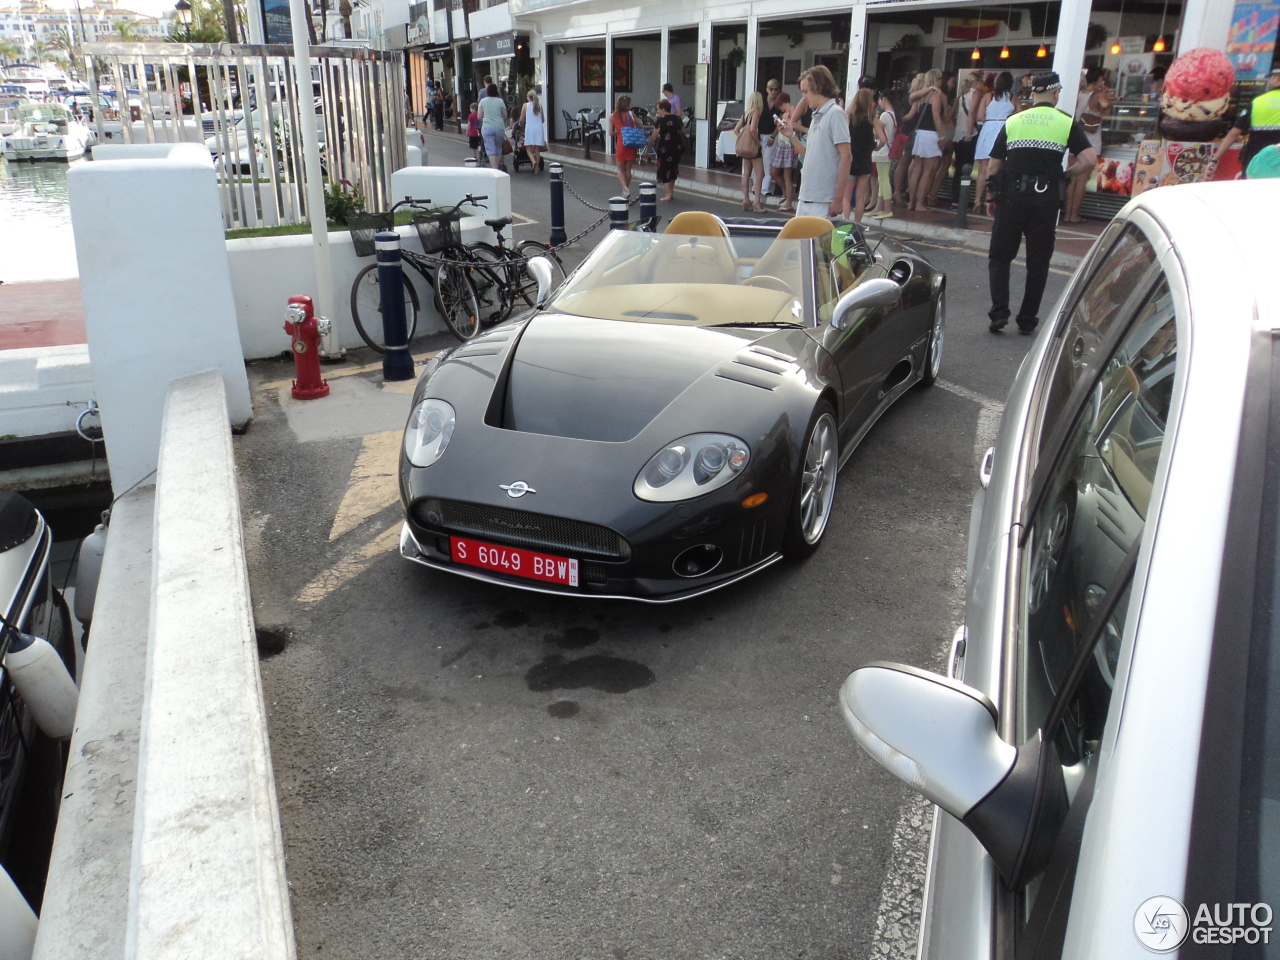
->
<box><xmin>1014</xmin><ymin>174</ymin><xmax>1056</xmax><ymax>193</ymax></box>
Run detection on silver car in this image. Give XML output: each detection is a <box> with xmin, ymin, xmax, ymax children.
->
<box><xmin>840</xmin><ymin>179</ymin><xmax>1280</xmax><ymax>959</ymax></box>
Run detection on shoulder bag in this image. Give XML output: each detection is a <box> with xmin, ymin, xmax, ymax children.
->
<box><xmin>620</xmin><ymin>112</ymin><xmax>647</xmax><ymax>149</ymax></box>
<box><xmin>734</xmin><ymin>112</ymin><xmax>761</xmax><ymax>159</ymax></box>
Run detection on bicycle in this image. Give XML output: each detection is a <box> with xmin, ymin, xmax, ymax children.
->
<box><xmin>464</xmin><ymin>218</ymin><xmax>567</xmax><ymax>324</ymax></box>
<box><xmin>348</xmin><ymin>195</ymin><xmax>484</xmax><ymax>347</ymax></box>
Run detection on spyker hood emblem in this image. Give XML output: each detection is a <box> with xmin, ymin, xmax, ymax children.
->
<box><xmin>499</xmin><ymin>481</ymin><xmax>536</xmax><ymax>499</ymax></box>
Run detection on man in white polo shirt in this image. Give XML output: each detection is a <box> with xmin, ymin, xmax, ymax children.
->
<box><xmin>776</xmin><ymin>65</ymin><xmax>850</xmax><ymax>217</ymax></box>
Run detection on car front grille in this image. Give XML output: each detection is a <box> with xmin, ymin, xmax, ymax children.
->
<box><xmin>413</xmin><ymin>498</ymin><xmax>631</xmax><ymax>561</ymax></box>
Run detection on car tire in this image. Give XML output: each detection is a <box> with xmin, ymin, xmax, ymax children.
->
<box><xmin>782</xmin><ymin>402</ymin><xmax>839</xmax><ymax>560</ymax></box>
<box><xmin>919</xmin><ymin>287</ymin><xmax>945</xmax><ymax>388</ymax></box>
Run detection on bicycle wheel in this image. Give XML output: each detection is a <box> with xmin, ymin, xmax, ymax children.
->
<box><xmin>464</xmin><ymin>242</ymin><xmax>513</xmax><ymax>324</ymax></box>
<box><xmin>434</xmin><ymin>256</ymin><xmax>483</xmax><ymax>341</ymax></box>
<box><xmin>515</xmin><ymin>240</ymin><xmax>567</xmax><ymax>309</ymax></box>
<box><xmin>350</xmin><ymin>262</ymin><xmax>420</xmax><ymax>354</ymax></box>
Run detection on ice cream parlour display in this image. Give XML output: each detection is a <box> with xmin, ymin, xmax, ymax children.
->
<box><xmin>1157</xmin><ymin>47</ymin><xmax>1236</xmax><ymax>141</ymax></box>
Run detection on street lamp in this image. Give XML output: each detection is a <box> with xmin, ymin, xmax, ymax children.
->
<box><xmin>174</xmin><ymin>0</ymin><xmax>193</xmax><ymax>29</ymax></box>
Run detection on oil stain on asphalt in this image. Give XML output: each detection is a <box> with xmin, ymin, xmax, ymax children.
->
<box><xmin>526</xmin><ymin>654</ymin><xmax>655</xmax><ymax>694</ymax></box>
<box><xmin>544</xmin><ymin>626</ymin><xmax>600</xmax><ymax>650</ymax></box>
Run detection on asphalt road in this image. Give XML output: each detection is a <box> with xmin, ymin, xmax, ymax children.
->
<box><xmin>237</xmin><ymin>143</ymin><xmax>1073</xmax><ymax>960</ymax></box>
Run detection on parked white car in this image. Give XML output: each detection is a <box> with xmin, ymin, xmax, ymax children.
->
<box><xmin>840</xmin><ymin>179</ymin><xmax>1280</xmax><ymax>959</ymax></box>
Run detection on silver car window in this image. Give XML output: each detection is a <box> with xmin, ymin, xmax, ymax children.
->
<box><xmin>1035</xmin><ymin>225</ymin><xmax>1158</xmax><ymax>463</ymax></box>
<box><xmin>1020</xmin><ymin>279</ymin><xmax>1177</xmax><ymax>757</ymax></box>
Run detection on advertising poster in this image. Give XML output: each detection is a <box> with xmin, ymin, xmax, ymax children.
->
<box><xmin>1130</xmin><ymin>139</ymin><xmax>1243</xmax><ymax>195</ymax></box>
<box><xmin>1227</xmin><ymin>0</ymin><xmax>1280</xmax><ymax>81</ymax></box>
<box><xmin>263</xmin><ymin>0</ymin><xmax>292</xmax><ymax>44</ymax></box>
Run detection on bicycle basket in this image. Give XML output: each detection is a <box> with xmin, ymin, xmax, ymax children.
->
<box><xmin>414</xmin><ymin>211</ymin><xmax>463</xmax><ymax>255</ymax></box>
<box><xmin>348</xmin><ymin>211</ymin><xmax>394</xmax><ymax>258</ymax></box>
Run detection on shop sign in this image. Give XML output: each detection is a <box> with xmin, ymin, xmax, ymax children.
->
<box><xmin>1227</xmin><ymin>0</ymin><xmax>1280</xmax><ymax>81</ymax></box>
<box><xmin>407</xmin><ymin>14</ymin><xmax>431</xmax><ymax>45</ymax></box>
<box><xmin>472</xmin><ymin>33</ymin><xmax>515</xmax><ymax>60</ymax></box>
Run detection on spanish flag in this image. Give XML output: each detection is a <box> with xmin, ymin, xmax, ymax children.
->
<box><xmin>946</xmin><ymin>18</ymin><xmax>1002</xmax><ymax>41</ymax></box>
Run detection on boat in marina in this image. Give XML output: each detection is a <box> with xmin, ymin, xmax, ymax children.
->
<box><xmin>0</xmin><ymin>101</ymin><xmax>94</xmax><ymax>162</ymax></box>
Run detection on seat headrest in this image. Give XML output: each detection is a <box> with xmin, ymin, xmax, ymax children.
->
<box><xmin>664</xmin><ymin>211</ymin><xmax>730</xmax><ymax>238</ymax></box>
<box><xmin>776</xmin><ymin>215</ymin><xmax>834</xmax><ymax>240</ymax></box>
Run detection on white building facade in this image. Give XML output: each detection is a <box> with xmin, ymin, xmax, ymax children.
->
<box><xmin>504</xmin><ymin>0</ymin><xmax>1250</xmax><ymax>181</ymax></box>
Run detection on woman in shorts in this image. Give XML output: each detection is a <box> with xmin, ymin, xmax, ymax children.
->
<box><xmin>478</xmin><ymin>83</ymin><xmax>508</xmax><ymax>170</ymax></box>
<box><xmin>769</xmin><ymin>91</ymin><xmax>795</xmax><ymax>211</ymax></box>
<box><xmin>907</xmin><ymin>69</ymin><xmax>945</xmax><ymax>212</ymax></box>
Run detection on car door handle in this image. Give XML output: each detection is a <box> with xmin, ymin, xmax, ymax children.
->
<box><xmin>979</xmin><ymin>446</ymin><xmax>995</xmax><ymax>489</ymax></box>
<box><xmin>948</xmin><ymin>624</ymin><xmax>967</xmax><ymax>681</ymax></box>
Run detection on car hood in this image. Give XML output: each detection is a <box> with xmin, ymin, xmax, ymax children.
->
<box><xmin>500</xmin><ymin>313</ymin><xmax>761</xmax><ymax>442</ymax></box>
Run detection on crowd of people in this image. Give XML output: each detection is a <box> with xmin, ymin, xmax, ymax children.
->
<box><xmin>721</xmin><ymin>64</ymin><xmax>1118</xmax><ymax>224</ymax></box>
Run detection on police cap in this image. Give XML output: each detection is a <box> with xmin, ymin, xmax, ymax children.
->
<box><xmin>1030</xmin><ymin>72</ymin><xmax>1062</xmax><ymax>92</ymax></box>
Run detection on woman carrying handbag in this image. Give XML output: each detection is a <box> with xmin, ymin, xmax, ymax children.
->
<box><xmin>610</xmin><ymin>95</ymin><xmax>643</xmax><ymax>195</ymax></box>
<box><xmin>734</xmin><ymin>92</ymin><xmax>765</xmax><ymax>211</ymax></box>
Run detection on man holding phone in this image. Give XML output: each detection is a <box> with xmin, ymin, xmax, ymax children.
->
<box><xmin>776</xmin><ymin>66</ymin><xmax>851</xmax><ymax>217</ymax></box>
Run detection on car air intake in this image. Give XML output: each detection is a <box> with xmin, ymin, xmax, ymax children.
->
<box><xmin>412</xmin><ymin>498</ymin><xmax>631</xmax><ymax>561</ymax></box>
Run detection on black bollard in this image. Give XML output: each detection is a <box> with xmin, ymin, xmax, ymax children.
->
<box><xmin>609</xmin><ymin>196</ymin><xmax>629</xmax><ymax>230</ymax></box>
<box><xmin>375</xmin><ymin>230</ymin><xmax>415</xmax><ymax>382</ymax></box>
<box><xmin>638</xmin><ymin>182</ymin><xmax>657</xmax><ymax>231</ymax></box>
<box><xmin>955</xmin><ymin>163</ymin><xmax>973</xmax><ymax>229</ymax></box>
<box><xmin>583</xmin><ymin>115</ymin><xmax>593</xmax><ymax>161</ymax></box>
<box><xmin>549</xmin><ymin>162</ymin><xmax>567</xmax><ymax>246</ymax></box>
<box><xmin>464</xmin><ymin>157</ymin><xmax>478</xmax><ymax>168</ymax></box>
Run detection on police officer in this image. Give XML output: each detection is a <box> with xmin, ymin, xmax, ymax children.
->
<box><xmin>1208</xmin><ymin>67</ymin><xmax>1280</xmax><ymax>179</ymax></box>
<box><xmin>984</xmin><ymin>72</ymin><xmax>1097</xmax><ymax>334</ymax></box>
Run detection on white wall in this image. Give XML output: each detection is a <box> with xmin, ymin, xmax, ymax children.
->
<box><xmin>614</xmin><ymin>35</ymin><xmax>662</xmax><ymax>113</ymax></box>
<box><xmin>67</xmin><ymin>142</ymin><xmax>252</xmax><ymax>496</ymax></box>
<box><xmin>0</xmin><ymin>344</ymin><xmax>94</xmax><ymax>439</ymax></box>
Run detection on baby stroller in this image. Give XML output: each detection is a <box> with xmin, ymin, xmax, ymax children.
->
<box><xmin>510</xmin><ymin>122</ymin><xmax>534</xmax><ymax>173</ymax></box>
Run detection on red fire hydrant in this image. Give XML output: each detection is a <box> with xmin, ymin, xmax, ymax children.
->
<box><xmin>284</xmin><ymin>295</ymin><xmax>330</xmax><ymax>400</ymax></box>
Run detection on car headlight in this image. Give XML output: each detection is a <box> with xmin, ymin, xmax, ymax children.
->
<box><xmin>404</xmin><ymin>398</ymin><xmax>455</xmax><ymax>467</ymax></box>
<box><xmin>634</xmin><ymin>433</ymin><xmax>750</xmax><ymax>502</ymax></box>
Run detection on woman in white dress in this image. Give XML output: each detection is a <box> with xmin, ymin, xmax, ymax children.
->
<box><xmin>971</xmin><ymin>70</ymin><xmax>1015</xmax><ymax>213</ymax></box>
<box><xmin>519</xmin><ymin>90</ymin><xmax>546</xmax><ymax>173</ymax></box>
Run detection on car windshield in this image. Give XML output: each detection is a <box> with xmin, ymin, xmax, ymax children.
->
<box><xmin>545</xmin><ymin>229</ymin><xmax>825</xmax><ymax>328</ymax></box>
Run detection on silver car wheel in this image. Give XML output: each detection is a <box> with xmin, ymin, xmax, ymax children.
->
<box><xmin>929</xmin><ymin>295</ymin><xmax>945</xmax><ymax>380</ymax></box>
<box><xmin>800</xmin><ymin>413</ymin><xmax>838</xmax><ymax>545</ymax></box>
<box><xmin>1028</xmin><ymin>500</ymin><xmax>1070</xmax><ymax>613</ymax></box>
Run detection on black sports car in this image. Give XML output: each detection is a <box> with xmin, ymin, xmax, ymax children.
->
<box><xmin>398</xmin><ymin>211</ymin><xmax>945</xmax><ymax>602</ymax></box>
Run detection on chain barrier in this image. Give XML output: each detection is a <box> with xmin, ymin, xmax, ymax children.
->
<box><xmin>559</xmin><ymin>169</ymin><xmax>640</xmax><ymax>211</ymax></box>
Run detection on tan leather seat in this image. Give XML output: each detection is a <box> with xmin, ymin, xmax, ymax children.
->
<box><xmin>642</xmin><ymin>211</ymin><xmax>736</xmax><ymax>285</ymax></box>
<box><xmin>748</xmin><ymin>217</ymin><xmax>833</xmax><ymax>294</ymax></box>
<box><xmin>664</xmin><ymin>211</ymin><xmax>732</xmax><ymax>237</ymax></box>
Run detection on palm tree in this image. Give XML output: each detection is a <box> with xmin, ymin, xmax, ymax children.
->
<box><xmin>112</xmin><ymin>19</ymin><xmax>144</xmax><ymax>41</ymax></box>
<box><xmin>48</xmin><ymin>28</ymin><xmax>79</xmax><ymax>79</ymax></box>
<box><xmin>0</xmin><ymin>40</ymin><xmax>22</xmax><ymax>64</ymax></box>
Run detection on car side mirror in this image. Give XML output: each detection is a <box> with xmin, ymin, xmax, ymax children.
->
<box><xmin>528</xmin><ymin>256</ymin><xmax>555</xmax><ymax>307</ymax></box>
<box><xmin>840</xmin><ymin>662</ymin><xmax>1068</xmax><ymax>887</ymax></box>
<box><xmin>831</xmin><ymin>278</ymin><xmax>901</xmax><ymax>330</ymax></box>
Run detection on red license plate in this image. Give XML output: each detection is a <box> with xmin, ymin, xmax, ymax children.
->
<box><xmin>450</xmin><ymin>536</ymin><xmax>579</xmax><ymax>586</ymax></box>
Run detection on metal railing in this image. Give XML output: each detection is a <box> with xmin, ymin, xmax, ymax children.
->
<box><xmin>83</xmin><ymin>42</ymin><xmax>408</xmax><ymax>230</ymax></box>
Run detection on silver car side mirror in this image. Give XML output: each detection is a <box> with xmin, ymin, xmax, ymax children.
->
<box><xmin>528</xmin><ymin>256</ymin><xmax>555</xmax><ymax>307</ymax></box>
<box><xmin>840</xmin><ymin>662</ymin><xmax>1067</xmax><ymax>886</ymax></box>
<box><xmin>831</xmin><ymin>278</ymin><xmax>901</xmax><ymax>330</ymax></box>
